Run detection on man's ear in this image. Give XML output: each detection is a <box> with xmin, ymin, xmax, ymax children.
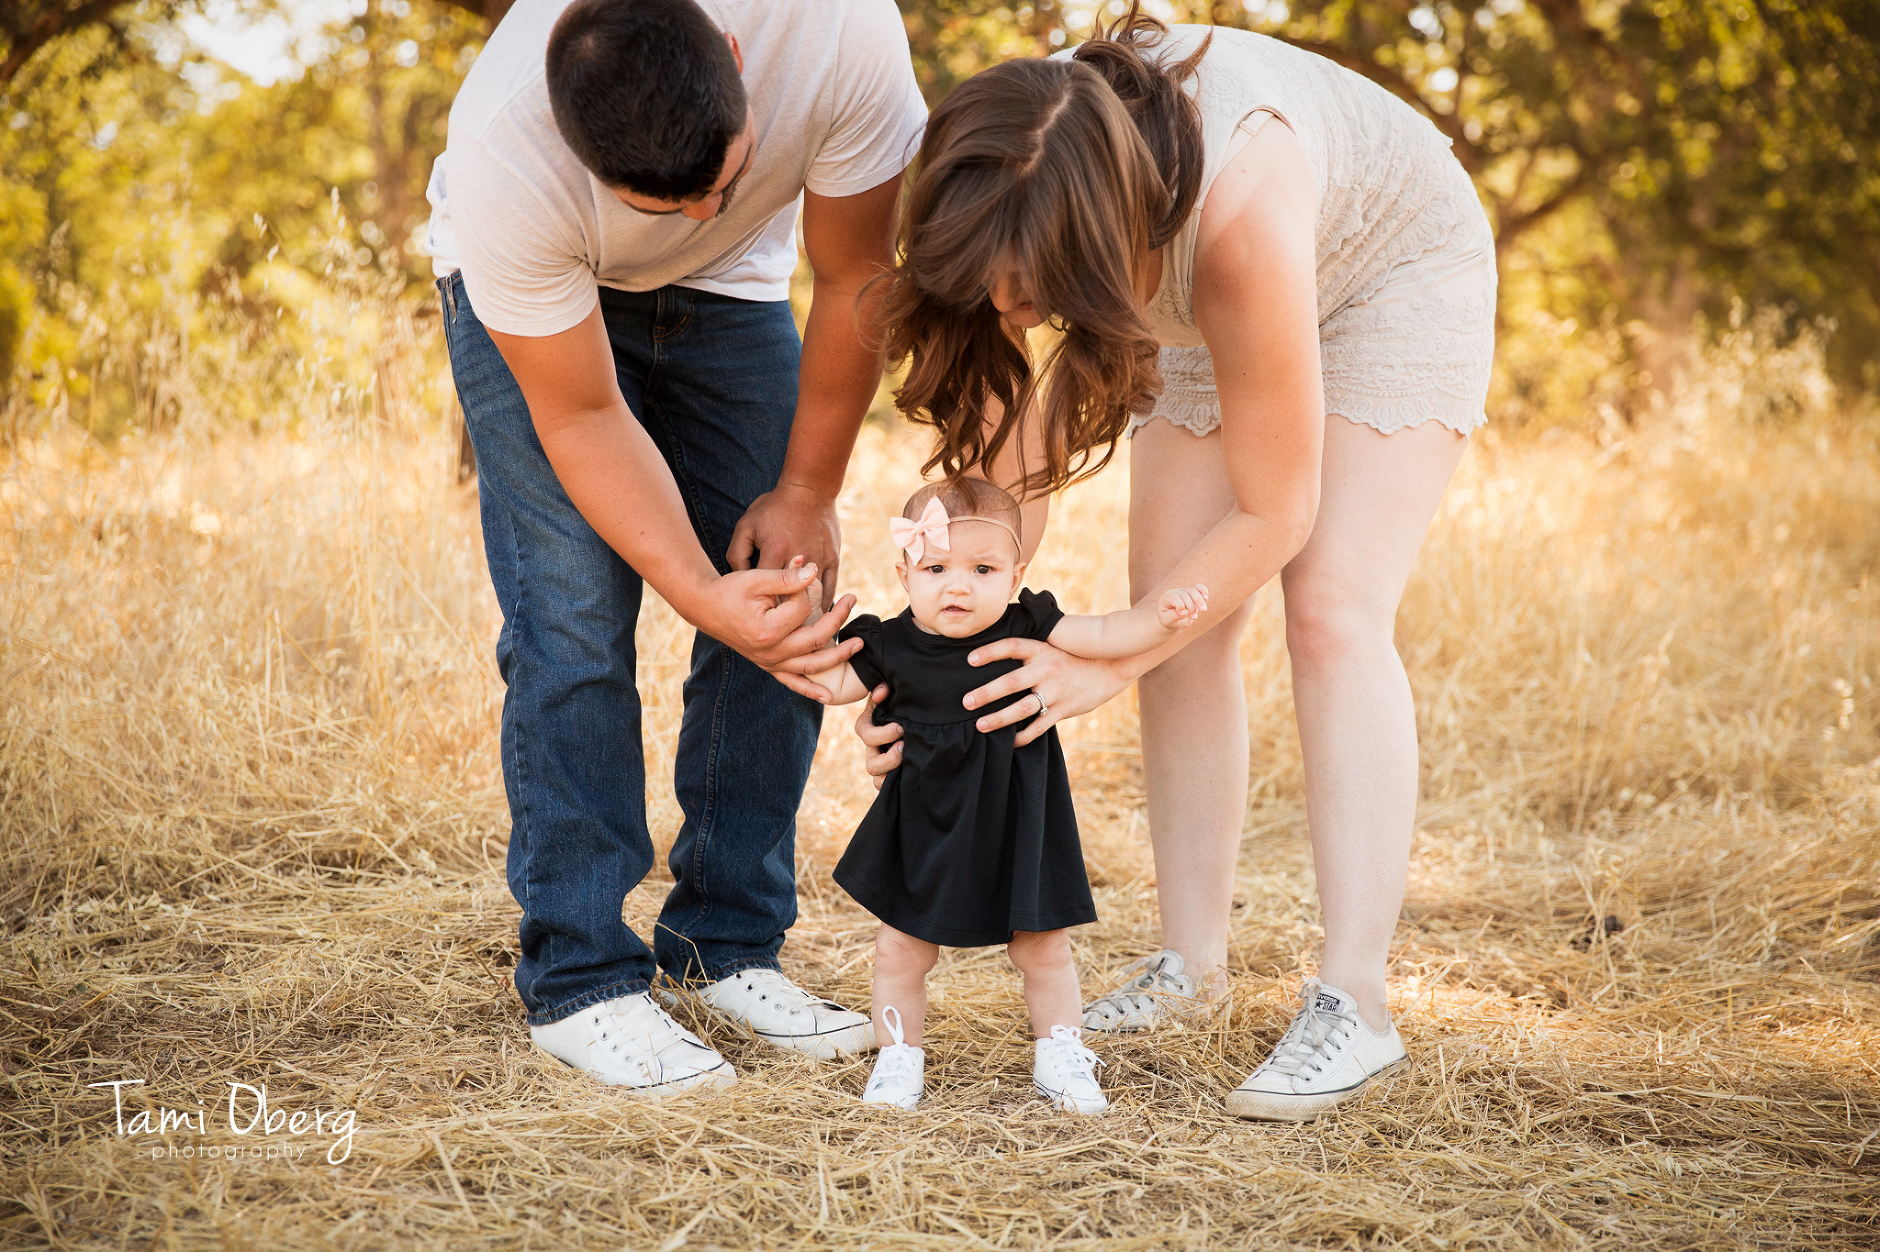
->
<box><xmin>724</xmin><ymin>30</ymin><xmax>744</xmax><ymax>74</ymax></box>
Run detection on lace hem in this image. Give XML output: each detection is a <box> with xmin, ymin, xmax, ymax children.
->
<box><xmin>1131</xmin><ymin>398</ymin><xmax>1486</xmax><ymax>440</ymax></box>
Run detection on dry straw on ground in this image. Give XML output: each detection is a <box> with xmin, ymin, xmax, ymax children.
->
<box><xmin>2</xmin><ymin>311</ymin><xmax>1877</xmax><ymax>1249</ymax></box>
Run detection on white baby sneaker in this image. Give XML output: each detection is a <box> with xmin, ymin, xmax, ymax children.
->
<box><xmin>1081</xmin><ymin>949</ymin><xmax>1200</xmax><ymax>1033</ymax></box>
<box><xmin>860</xmin><ymin>1006</ymin><xmax>924</xmax><ymax>1110</ymax></box>
<box><xmin>1224</xmin><ymin>980</ymin><xmax>1407</xmax><ymax>1121</ymax></box>
<box><xmin>530</xmin><ymin>991</ymin><xmax>736</xmax><ymax>1097</ymax></box>
<box><xmin>1033</xmin><ymin>1024</ymin><xmax>1108</xmax><ymax>1114</ymax></box>
<box><xmin>695</xmin><ymin>968</ymin><xmax>876</xmax><ymax>1059</ymax></box>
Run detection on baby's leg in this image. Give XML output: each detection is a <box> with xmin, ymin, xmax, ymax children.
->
<box><xmin>1007</xmin><ymin>929</ymin><xmax>1080</xmax><ymax>1038</ymax></box>
<box><xmin>873</xmin><ymin>924</ymin><xmax>939</xmax><ymax>1045</ymax></box>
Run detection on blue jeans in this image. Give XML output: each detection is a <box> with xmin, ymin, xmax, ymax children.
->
<box><xmin>439</xmin><ymin>272</ymin><xmax>822</xmax><ymax>1026</ymax></box>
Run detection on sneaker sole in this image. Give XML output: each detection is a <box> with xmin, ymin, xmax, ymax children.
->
<box><xmin>539</xmin><ymin>1048</ymin><xmax>738</xmax><ymax>1099</ymax></box>
<box><xmin>1034</xmin><ymin>1082</ymin><xmax>1109</xmax><ymax>1115</ymax></box>
<box><xmin>725</xmin><ymin>1016</ymin><xmax>878</xmax><ymax>1060</ymax></box>
<box><xmin>1223</xmin><ymin>1058</ymin><xmax>1408</xmax><ymax>1122</ymax></box>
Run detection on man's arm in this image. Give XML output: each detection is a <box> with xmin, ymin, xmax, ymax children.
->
<box><xmin>726</xmin><ymin>173</ymin><xmax>903</xmax><ymax>604</ymax></box>
<box><xmin>487</xmin><ymin>309</ymin><xmax>853</xmax><ymax>679</ymax></box>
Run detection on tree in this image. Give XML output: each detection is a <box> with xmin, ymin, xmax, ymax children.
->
<box><xmin>1181</xmin><ymin>0</ymin><xmax>1880</xmax><ymax>393</ymax></box>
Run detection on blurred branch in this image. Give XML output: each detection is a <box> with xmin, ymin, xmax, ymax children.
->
<box><xmin>0</xmin><ymin>0</ymin><xmax>158</xmax><ymax>87</ymax></box>
<box><xmin>429</xmin><ymin>0</ymin><xmax>512</xmax><ymax>27</ymax></box>
<box><xmin>1259</xmin><ymin>31</ymin><xmax>1484</xmax><ymax>174</ymax></box>
<box><xmin>1496</xmin><ymin>161</ymin><xmax>1591</xmax><ymax>257</ymax></box>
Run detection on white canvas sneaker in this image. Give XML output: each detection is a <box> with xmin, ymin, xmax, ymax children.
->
<box><xmin>860</xmin><ymin>1006</ymin><xmax>924</xmax><ymax>1110</ymax></box>
<box><xmin>1081</xmin><ymin>949</ymin><xmax>1200</xmax><ymax>1033</ymax></box>
<box><xmin>1033</xmin><ymin>1025</ymin><xmax>1108</xmax><ymax>1114</ymax></box>
<box><xmin>530</xmin><ymin>992</ymin><xmax>736</xmax><ymax>1097</ymax></box>
<box><xmin>1225</xmin><ymin>980</ymin><xmax>1407</xmax><ymax>1121</ymax></box>
<box><xmin>694</xmin><ymin>968</ymin><xmax>875</xmax><ymax>1059</ymax></box>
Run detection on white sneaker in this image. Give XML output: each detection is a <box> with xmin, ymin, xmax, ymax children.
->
<box><xmin>1033</xmin><ymin>1025</ymin><xmax>1108</xmax><ymax>1114</ymax></box>
<box><xmin>1081</xmin><ymin>949</ymin><xmax>1199</xmax><ymax>1033</ymax></box>
<box><xmin>530</xmin><ymin>992</ymin><xmax>736</xmax><ymax>1097</ymax></box>
<box><xmin>1225</xmin><ymin>980</ymin><xmax>1407</xmax><ymax>1121</ymax></box>
<box><xmin>860</xmin><ymin>1006</ymin><xmax>924</xmax><ymax>1110</ymax></box>
<box><xmin>694</xmin><ymin>968</ymin><xmax>875</xmax><ymax>1059</ymax></box>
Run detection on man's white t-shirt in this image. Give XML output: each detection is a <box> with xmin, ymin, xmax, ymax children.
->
<box><xmin>424</xmin><ymin>0</ymin><xmax>927</xmax><ymax>338</ymax></box>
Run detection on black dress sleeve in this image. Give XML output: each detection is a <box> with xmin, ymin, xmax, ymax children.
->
<box><xmin>838</xmin><ymin>615</ymin><xmax>888</xmax><ymax>691</ymax></box>
<box><xmin>1015</xmin><ymin>588</ymin><xmax>1064</xmax><ymax>641</ymax></box>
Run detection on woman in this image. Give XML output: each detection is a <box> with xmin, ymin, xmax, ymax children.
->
<box><xmin>851</xmin><ymin>7</ymin><xmax>1495</xmax><ymax>1120</ymax></box>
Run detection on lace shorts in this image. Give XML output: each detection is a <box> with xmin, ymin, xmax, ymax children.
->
<box><xmin>1133</xmin><ymin>240</ymin><xmax>1498</xmax><ymax>439</ymax></box>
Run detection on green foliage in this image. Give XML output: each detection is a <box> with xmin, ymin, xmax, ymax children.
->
<box><xmin>2</xmin><ymin>0</ymin><xmax>1874</xmax><ymax>437</ymax></box>
<box><xmin>0</xmin><ymin>0</ymin><xmax>480</xmax><ymax>433</ymax></box>
<box><xmin>1188</xmin><ymin>0</ymin><xmax>1880</xmax><ymax>394</ymax></box>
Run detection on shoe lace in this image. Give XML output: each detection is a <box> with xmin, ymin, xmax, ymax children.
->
<box><xmin>1260</xmin><ymin>980</ymin><xmax>1357</xmax><ymax>1079</ymax></box>
<box><xmin>593</xmin><ymin>994</ymin><xmax>694</xmax><ymax>1062</ymax></box>
<box><xmin>732</xmin><ymin>968</ymin><xmax>819</xmax><ymax>1022</ymax></box>
<box><xmin>1039</xmin><ymin>1024</ymin><xmax>1104</xmax><ymax>1080</ymax></box>
<box><xmin>1085</xmin><ymin>951</ymin><xmax>1196</xmax><ymax>1023</ymax></box>
<box><xmin>868</xmin><ymin>1006</ymin><xmax>921</xmax><ymax>1087</ymax></box>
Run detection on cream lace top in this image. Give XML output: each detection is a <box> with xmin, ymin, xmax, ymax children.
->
<box><xmin>1118</xmin><ymin>26</ymin><xmax>1496</xmax><ymax>435</ymax></box>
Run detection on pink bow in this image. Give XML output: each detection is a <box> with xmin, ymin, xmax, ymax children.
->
<box><xmin>889</xmin><ymin>497</ymin><xmax>952</xmax><ymax>564</ymax></box>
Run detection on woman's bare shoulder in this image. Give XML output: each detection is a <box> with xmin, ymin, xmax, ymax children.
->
<box><xmin>1194</xmin><ymin>119</ymin><xmax>1317</xmax><ymax>277</ymax></box>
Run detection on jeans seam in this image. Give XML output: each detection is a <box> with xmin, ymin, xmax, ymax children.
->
<box><xmin>644</xmin><ymin>290</ymin><xmax>716</xmax><ymax>562</ymax></box>
<box><xmin>505</xmin><ymin>485</ymin><xmax>543</xmax><ymax>980</ymax></box>
<box><xmin>652</xmin><ymin>285</ymin><xmax>692</xmax><ymax>343</ymax></box>
<box><xmin>684</xmin><ymin>647</ymin><xmax>733</xmax><ymax>933</ymax></box>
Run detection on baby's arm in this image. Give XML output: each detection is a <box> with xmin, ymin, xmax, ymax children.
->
<box><xmin>1046</xmin><ymin>585</ymin><xmax>1210</xmax><ymax>659</ymax></box>
<box><xmin>778</xmin><ymin>556</ymin><xmax>872</xmax><ymax>705</ymax></box>
<box><xmin>804</xmin><ymin>656</ymin><xmax>871</xmax><ymax>706</ymax></box>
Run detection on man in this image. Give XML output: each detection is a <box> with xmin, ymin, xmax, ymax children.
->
<box><xmin>424</xmin><ymin>0</ymin><xmax>925</xmax><ymax>1095</ymax></box>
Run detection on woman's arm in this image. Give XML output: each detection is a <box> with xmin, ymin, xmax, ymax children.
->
<box><xmin>965</xmin><ymin>121</ymin><xmax>1325</xmax><ymax>744</ymax></box>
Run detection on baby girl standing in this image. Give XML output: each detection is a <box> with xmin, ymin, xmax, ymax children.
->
<box><xmin>804</xmin><ymin>479</ymin><xmax>1207</xmax><ymax>1112</ymax></box>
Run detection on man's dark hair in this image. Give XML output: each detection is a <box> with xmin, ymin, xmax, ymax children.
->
<box><xmin>546</xmin><ymin>0</ymin><xmax>748</xmax><ymax>201</ymax></box>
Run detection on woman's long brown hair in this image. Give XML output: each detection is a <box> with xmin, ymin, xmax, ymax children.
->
<box><xmin>878</xmin><ymin>3</ymin><xmax>1209</xmax><ymax>496</ymax></box>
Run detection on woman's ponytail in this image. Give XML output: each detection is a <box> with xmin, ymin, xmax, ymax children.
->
<box><xmin>1070</xmin><ymin>3</ymin><xmax>1210</xmax><ymax>251</ymax></box>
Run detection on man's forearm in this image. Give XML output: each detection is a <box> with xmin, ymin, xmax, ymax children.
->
<box><xmin>536</xmin><ymin>401</ymin><xmax>722</xmax><ymax>618</ymax></box>
<box><xmin>782</xmin><ymin>275</ymin><xmax>881</xmax><ymax>497</ymax></box>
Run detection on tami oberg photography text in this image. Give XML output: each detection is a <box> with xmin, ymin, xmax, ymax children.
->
<box><xmin>88</xmin><ymin>1079</ymin><xmax>359</xmax><ymax>1165</ymax></box>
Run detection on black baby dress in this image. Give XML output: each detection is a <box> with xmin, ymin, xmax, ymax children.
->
<box><xmin>834</xmin><ymin>589</ymin><xmax>1098</xmax><ymax>947</ymax></box>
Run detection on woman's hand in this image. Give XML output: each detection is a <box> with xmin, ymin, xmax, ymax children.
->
<box><xmin>853</xmin><ymin>684</ymin><xmax>903</xmax><ymax>790</ymax></box>
<box><xmin>962</xmin><ymin>638</ymin><xmax>1134</xmax><ymax>747</ymax></box>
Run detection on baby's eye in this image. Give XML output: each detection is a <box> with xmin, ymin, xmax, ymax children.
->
<box><xmin>925</xmin><ymin>564</ymin><xmax>945</xmax><ymax>574</ymax></box>
<box><xmin>975</xmin><ymin>565</ymin><xmax>993</xmax><ymax>575</ymax></box>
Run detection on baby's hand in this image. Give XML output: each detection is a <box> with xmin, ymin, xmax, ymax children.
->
<box><xmin>1157</xmin><ymin>584</ymin><xmax>1209</xmax><ymax>632</ymax></box>
<box><xmin>783</xmin><ymin>555</ymin><xmax>824</xmax><ymax>623</ymax></box>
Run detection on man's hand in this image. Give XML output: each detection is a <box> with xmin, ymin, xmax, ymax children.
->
<box><xmin>690</xmin><ymin>560</ymin><xmax>865</xmax><ymax>699</ymax></box>
<box><xmin>728</xmin><ymin>483</ymin><xmax>842</xmax><ymax>604</ymax></box>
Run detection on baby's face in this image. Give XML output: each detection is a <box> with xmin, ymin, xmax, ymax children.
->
<box><xmin>898</xmin><ymin>520</ymin><xmax>1025</xmax><ymax>638</ymax></box>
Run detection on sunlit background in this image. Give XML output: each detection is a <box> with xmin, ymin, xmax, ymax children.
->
<box><xmin>3</xmin><ymin>2</ymin><xmax>1876</xmax><ymax>1249</ymax></box>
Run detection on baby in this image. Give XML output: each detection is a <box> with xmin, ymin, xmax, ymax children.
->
<box><xmin>804</xmin><ymin>478</ymin><xmax>1206</xmax><ymax>1112</ymax></box>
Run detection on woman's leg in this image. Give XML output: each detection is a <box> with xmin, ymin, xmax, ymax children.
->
<box><xmin>1007</xmin><ymin>929</ymin><xmax>1081</xmax><ymax>1036</ymax></box>
<box><xmin>872</xmin><ymin>924</ymin><xmax>939</xmax><ymax>1045</ymax></box>
<box><xmin>1279</xmin><ymin>416</ymin><xmax>1468</xmax><ymax>1029</ymax></box>
<box><xmin>1128</xmin><ymin>421</ymin><xmax>1260</xmax><ymax>992</ymax></box>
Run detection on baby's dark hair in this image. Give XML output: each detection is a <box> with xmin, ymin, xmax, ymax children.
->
<box><xmin>902</xmin><ymin>478</ymin><xmax>1023</xmax><ymax>547</ymax></box>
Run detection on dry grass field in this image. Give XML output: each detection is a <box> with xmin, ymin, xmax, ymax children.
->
<box><xmin>2</xmin><ymin>305</ymin><xmax>1877</xmax><ymax>1249</ymax></box>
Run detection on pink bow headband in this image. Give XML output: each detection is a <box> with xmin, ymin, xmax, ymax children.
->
<box><xmin>889</xmin><ymin>497</ymin><xmax>1022</xmax><ymax>564</ymax></box>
